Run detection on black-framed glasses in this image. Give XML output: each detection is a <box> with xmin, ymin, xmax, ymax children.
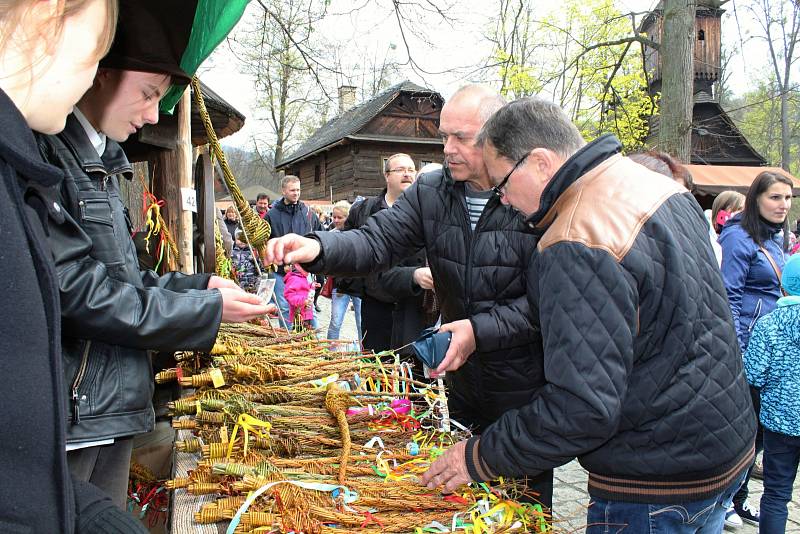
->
<box><xmin>491</xmin><ymin>155</ymin><xmax>527</xmax><ymax>198</ymax></box>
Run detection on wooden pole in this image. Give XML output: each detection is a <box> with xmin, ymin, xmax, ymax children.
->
<box><xmin>199</xmin><ymin>146</ymin><xmax>216</xmax><ymax>274</ymax></box>
<box><xmin>176</xmin><ymin>89</ymin><xmax>194</xmax><ymax>273</ymax></box>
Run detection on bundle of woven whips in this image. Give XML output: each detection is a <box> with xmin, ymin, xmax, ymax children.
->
<box><xmin>164</xmin><ymin>323</ymin><xmax>554</xmax><ymax>533</ymax></box>
<box><xmin>191</xmin><ymin>76</ymin><xmax>271</xmax><ymax>253</ymax></box>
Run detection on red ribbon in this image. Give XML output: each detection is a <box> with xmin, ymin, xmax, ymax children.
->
<box><xmin>360</xmin><ymin>511</ymin><xmax>385</xmax><ymax>528</ymax></box>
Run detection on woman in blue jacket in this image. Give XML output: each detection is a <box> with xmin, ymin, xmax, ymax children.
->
<box><xmin>719</xmin><ymin>170</ymin><xmax>794</xmax><ymax>527</ymax></box>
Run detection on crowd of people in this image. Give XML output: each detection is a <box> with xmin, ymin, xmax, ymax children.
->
<box><xmin>265</xmin><ymin>90</ymin><xmax>800</xmax><ymax>533</ymax></box>
<box><xmin>2</xmin><ymin>0</ymin><xmax>799</xmax><ymax>532</ymax></box>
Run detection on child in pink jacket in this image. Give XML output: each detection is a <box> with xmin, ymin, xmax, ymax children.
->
<box><xmin>283</xmin><ymin>265</ymin><xmax>317</xmax><ymax>330</ymax></box>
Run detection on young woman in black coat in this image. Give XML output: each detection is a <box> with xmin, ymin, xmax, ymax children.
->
<box><xmin>0</xmin><ymin>1</ymin><xmax>145</xmax><ymax>532</ymax></box>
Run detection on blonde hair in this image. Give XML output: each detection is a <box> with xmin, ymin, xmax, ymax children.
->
<box><xmin>332</xmin><ymin>200</ymin><xmax>351</xmax><ymax>218</ymax></box>
<box><xmin>0</xmin><ymin>1</ymin><xmax>118</xmax><ymax>61</ymax></box>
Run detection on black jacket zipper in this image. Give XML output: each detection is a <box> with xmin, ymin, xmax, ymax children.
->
<box><xmin>70</xmin><ymin>340</ymin><xmax>92</xmax><ymax>424</ymax></box>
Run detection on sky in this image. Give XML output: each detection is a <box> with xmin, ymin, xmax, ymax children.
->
<box><xmin>198</xmin><ymin>0</ymin><xmax>779</xmax><ymax>149</ymax></box>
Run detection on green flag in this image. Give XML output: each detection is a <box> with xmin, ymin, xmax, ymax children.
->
<box><xmin>160</xmin><ymin>0</ymin><xmax>250</xmax><ymax>113</ymax></box>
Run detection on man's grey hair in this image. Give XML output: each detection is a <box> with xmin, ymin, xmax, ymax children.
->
<box><xmin>383</xmin><ymin>153</ymin><xmax>412</xmax><ymax>173</ymax></box>
<box><xmin>476</xmin><ymin>97</ymin><xmax>585</xmax><ymax>161</ymax></box>
<box><xmin>281</xmin><ymin>175</ymin><xmax>300</xmax><ymax>189</ymax></box>
<box><xmin>450</xmin><ymin>84</ymin><xmax>507</xmax><ymax>123</ymax></box>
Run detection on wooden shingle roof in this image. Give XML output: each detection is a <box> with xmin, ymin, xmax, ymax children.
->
<box><xmin>276</xmin><ymin>81</ymin><xmax>437</xmax><ymax>168</ymax></box>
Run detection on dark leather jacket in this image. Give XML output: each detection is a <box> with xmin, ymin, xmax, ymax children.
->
<box><xmin>37</xmin><ymin>114</ymin><xmax>223</xmax><ymax>444</ymax></box>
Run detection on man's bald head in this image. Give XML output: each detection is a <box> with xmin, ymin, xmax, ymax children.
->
<box><xmin>447</xmin><ymin>84</ymin><xmax>507</xmax><ymax>123</ymax></box>
<box><xmin>439</xmin><ymin>85</ymin><xmax>506</xmax><ymax>188</ymax></box>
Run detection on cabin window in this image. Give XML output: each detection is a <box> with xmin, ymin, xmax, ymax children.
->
<box><xmin>314</xmin><ymin>164</ymin><xmax>321</xmax><ymax>184</ymax></box>
<box><xmin>698</xmin><ymin>29</ymin><xmax>705</xmax><ymax>41</ymax></box>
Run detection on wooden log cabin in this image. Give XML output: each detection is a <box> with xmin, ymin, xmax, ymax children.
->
<box><xmin>640</xmin><ymin>2</ymin><xmax>767</xmax><ymax>167</ymax></box>
<box><xmin>275</xmin><ymin>81</ymin><xmax>444</xmax><ymax>201</ymax></box>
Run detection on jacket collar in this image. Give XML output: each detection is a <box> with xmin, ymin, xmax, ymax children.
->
<box><xmin>430</xmin><ymin>165</ymin><xmax>501</xmax><ymax>216</ymax></box>
<box><xmin>778</xmin><ymin>295</ymin><xmax>800</xmax><ymax>307</ymax></box>
<box><xmin>525</xmin><ymin>134</ymin><xmax>622</xmax><ymax>228</ymax></box>
<box><xmin>275</xmin><ymin>197</ymin><xmax>304</xmax><ymax>213</ymax></box>
<box><xmin>58</xmin><ymin>113</ymin><xmax>133</xmax><ymax>178</ymax></box>
<box><xmin>374</xmin><ymin>188</ymin><xmax>389</xmax><ymax>212</ymax></box>
<box><xmin>0</xmin><ymin>88</ymin><xmax>63</xmax><ymax>187</ymax></box>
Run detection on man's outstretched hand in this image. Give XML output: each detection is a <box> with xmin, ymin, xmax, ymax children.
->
<box><xmin>420</xmin><ymin>440</ymin><xmax>471</xmax><ymax>493</ymax></box>
<box><xmin>264</xmin><ymin>234</ymin><xmax>321</xmax><ymax>266</ymax></box>
<box><xmin>207</xmin><ymin>275</ymin><xmax>241</xmax><ymax>290</ymax></box>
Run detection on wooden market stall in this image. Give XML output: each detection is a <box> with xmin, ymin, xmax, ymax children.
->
<box><xmin>120</xmin><ymin>80</ymin><xmax>246</xmax><ymax>276</ymax></box>
<box><xmin>686</xmin><ymin>164</ymin><xmax>800</xmax><ymax>209</ymax></box>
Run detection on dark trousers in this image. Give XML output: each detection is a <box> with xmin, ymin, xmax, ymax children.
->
<box><xmin>68</xmin><ymin>437</ymin><xmax>134</xmax><ymax>510</ymax></box>
<box><xmin>360</xmin><ymin>295</ymin><xmax>394</xmax><ymax>352</ymax></box>
<box><xmin>733</xmin><ymin>386</ymin><xmax>764</xmax><ymax>508</ymax></box>
<box><xmin>760</xmin><ymin>429</ymin><xmax>800</xmax><ymax>534</ymax></box>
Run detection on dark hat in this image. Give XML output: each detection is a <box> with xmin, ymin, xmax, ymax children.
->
<box><xmin>99</xmin><ymin>0</ymin><xmax>196</xmax><ymax>85</ymax></box>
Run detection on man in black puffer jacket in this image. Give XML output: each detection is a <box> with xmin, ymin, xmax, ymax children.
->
<box><xmin>340</xmin><ymin>153</ymin><xmax>432</xmax><ymax>353</ymax></box>
<box><xmin>265</xmin><ymin>85</ymin><xmax>551</xmax><ymax>507</ymax></box>
<box><xmin>423</xmin><ymin>97</ymin><xmax>755</xmax><ymax>532</ymax></box>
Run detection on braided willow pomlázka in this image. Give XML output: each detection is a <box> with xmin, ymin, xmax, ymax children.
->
<box><xmin>190</xmin><ymin>77</ymin><xmax>271</xmax><ymax>250</ymax></box>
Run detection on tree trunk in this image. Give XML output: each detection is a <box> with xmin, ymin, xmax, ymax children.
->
<box><xmin>658</xmin><ymin>0</ymin><xmax>696</xmax><ymax>163</ymax></box>
<box><xmin>780</xmin><ymin>86</ymin><xmax>790</xmax><ymax>171</ymax></box>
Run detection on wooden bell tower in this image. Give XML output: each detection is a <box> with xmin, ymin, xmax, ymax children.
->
<box><xmin>640</xmin><ymin>2</ymin><xmax>723</xmax><ymax>100</ymax></box>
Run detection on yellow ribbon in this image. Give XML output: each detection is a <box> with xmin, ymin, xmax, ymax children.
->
<box><xmin>227</xmin><ymin>413</ymin><xmax>272</xmax><ymax>460</ymax></box>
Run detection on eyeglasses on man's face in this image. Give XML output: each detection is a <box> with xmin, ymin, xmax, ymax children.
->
<box><xmin>388</xmin><ymin>167</ymin><xmax>416</xmax><ymax>174</ymax></box>
<box><xmin>491</xmin><ymin>154</ymin><xmax>528</xmax><ymax>198</ymax></box>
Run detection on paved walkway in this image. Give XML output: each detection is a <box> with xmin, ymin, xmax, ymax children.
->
<box><xmin>552</xmin><ymin>459</ymin><xmax>800</xmax><ymax>533</ymax></box>
<box><xmin>313</xmin><ymin>295</ymin><xmax>800</xmax><ymax>533</ymax></box>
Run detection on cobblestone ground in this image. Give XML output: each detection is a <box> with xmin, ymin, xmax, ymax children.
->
<box><xmin>552</xmin><ymin>458</ymin><xmax>800</xmax><ymax>533</ymax></box>
<box><xmin>314</xmin><ymin>297</ymin><xmax>800</xmax><ymax>533</ymax></box>
<box><xmin>312</xmin><ymin>292</ymin><xmax>359</xmax><ymax>343</ymax></box>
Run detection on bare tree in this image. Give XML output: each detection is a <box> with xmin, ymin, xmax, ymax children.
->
<box><xmin>230</xmin><ymin>1</ymin><xmax>330</xmax><ymax>165</ymax></box>
<box><xmin>482</xmin><ymin>0</ymin><xmax>658</xmax><ymax>150</ymax></box>
<box><xmin>229</xmin><ymin>0</ymin><xmax>455</xmax><ymax>168</ymax></box>
<box><xmin>746</xmin><ymin>0</ymin><xmax>800</xmax><ymax>170</ymax></box>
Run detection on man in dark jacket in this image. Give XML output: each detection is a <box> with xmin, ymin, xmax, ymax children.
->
<box><xmin>423</xmin><ymin>97</ymin><xmax>756</xmax><ymax>531</ymax></box>
<box><xmin>266</xmin><ymin>175</ymin><xmax>323</xmax><ymax>328</ymax></box>
<box><xmin>38</xmin><ymin>3</ymin><xmax>269</xmax><ymax>507</ymax></box>
<box><xmin>264</xmin><ymin>85</ymin><xmax>552</xmax><ymax>507</ymax></box>
<box><xmin>342</xmin><ymin>153</ymin><xmax>433</xmax><ymax>352</ymax></box>
<box><xmin>254</xmin><ymin>192</ymin><xmax>270</xmax><ymax>220</ymax></box>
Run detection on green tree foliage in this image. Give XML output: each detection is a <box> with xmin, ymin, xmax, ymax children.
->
<box><xmin>492</xmin><ymin>0</ymin><xmax>657</xmax><ymax>151</ymax></box>
<box><xmin>730</xmin><ymin>74</ymin><xmax>800</xmax><ymax>175</ymax></box>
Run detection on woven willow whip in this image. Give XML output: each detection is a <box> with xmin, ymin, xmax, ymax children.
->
<box><xmin>191</xmin><ymin>77</ymin><xmax>271</xmax><ymax>250</ymax></box>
